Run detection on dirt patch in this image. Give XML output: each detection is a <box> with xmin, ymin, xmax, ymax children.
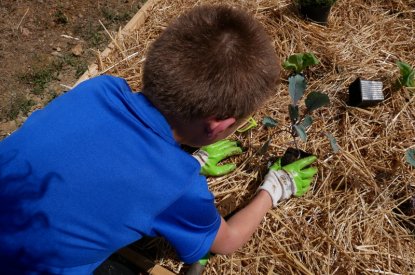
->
<box><xmin>0</xmin><ymin>0</ymin><xmax>146</xmax><ymax>139</ymax></box>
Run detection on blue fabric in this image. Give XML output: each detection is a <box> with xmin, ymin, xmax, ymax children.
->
<box><xmin>0</xmin><ymin>75</ymin><xmax>221</xmax><ymax>274</ymax></box>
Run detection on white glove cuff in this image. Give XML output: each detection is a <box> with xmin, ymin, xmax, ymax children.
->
<box><xmin>258</xmin><ymin>170</ymin><xmax>295</xmax><ymax>207</ymax></box>
<box><xmin>192</xmin><ymin>150</ymin><xmax>209</xmax><ymax>167</ymax></box>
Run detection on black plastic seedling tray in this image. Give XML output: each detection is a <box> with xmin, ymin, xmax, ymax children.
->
<box><xmin>348</xmin><ymin>78</ymin><xmax>384</xmax><ymax>107</ymax></box>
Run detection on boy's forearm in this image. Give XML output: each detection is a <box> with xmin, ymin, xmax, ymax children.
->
<box><xmin>211</xmin><ymin>190</ymin><xmax>272</xmax><ymax>255</ymax></box>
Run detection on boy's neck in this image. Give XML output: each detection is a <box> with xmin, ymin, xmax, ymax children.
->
<box><xmin>169</xmin><ymin>117</ymin><xmax>210</xmax><ymax>148</ymax></box>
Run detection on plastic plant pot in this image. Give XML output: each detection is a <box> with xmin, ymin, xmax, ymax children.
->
<box><xmin>348</xmin><ymin>78</ymin><xmax>384</xmax><ymax>107</ymax></box>
<box><xmin>299</xmin><ymin>5</ymin><xmax>332</xmax><ymax>24</ymax></box>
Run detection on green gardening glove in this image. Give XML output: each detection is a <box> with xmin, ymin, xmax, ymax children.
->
<box><xmin>193</xmin><ymin>140</ymin><xmax>243</xmax><ymax>176</ymax></box>
<box><xmin>258</xmin><ymin>156</ymin><xmax>317</xmax><ymax>207</ymax></box>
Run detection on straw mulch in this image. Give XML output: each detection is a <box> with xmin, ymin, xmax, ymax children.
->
<box><xmin>84</xmin><ymin>0</ymin><xmax>415</xmax><ymax>273</ymax></box>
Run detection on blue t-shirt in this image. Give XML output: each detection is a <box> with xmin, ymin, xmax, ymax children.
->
<box><xmin>0</xmin><ymin>75</ymin><xmax>221</xmax><ymax>274</ymax></box>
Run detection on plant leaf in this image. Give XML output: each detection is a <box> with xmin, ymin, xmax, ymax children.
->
<box><xmin>397</xmin><ymin>61</ymin><xmax>413</xmax><ymax>76</ymax></box>
<box><xmin>300</xmin><ymin>115</ymin><xmax>313</xmax><ymax>129</ymax></box>
<box><xmin>288</xmin><ymin>104</ymin><xmax>299</xmax><ymax>124</ymax></box>
<box><xmin>282</xmin><ymin>61</ymin><xmax>299</xmax><ymax>73</ymax></box>
<box><xmin>397</xmin><ymin>61</ymin><xmax>415</xmax><ymax>88</ymax></box>
<box><xmin>262</xmin><ymin>116</ymin><xmax>278</xmax><ymax>128</ymax></box>
<box><xmin>288</xmin><ymin>74</ymin><xmax>306</xmax><ymax>106</ymax></box>
<box><xmin>302</xmin><ymin>53</ymin><xmax>319</xmax><ymax>69</ymax></box>
<box><xmin>405</xmin><ymin>70</ymin><xmax>415</xmax><ymax>87</ymax></box>
<box><xmin>283</xmin><ymin>53</ymin><xmax>319</xmax><ymax>73</ymax></box>
<box><xmin>406</xmin><ymin>149</ymin><xmax>415</xmax><ymax>167</ymax></box>
<box><xmin>325</xmin><ymin>133</ymin><xmax>340</xmax><ymax>153</ymax></box>
<box><xmin>283</xmin><ymin>54</ymin><xmax>303</xmax><ymax>74</ymax></box>
<box><xmin>305</xmin><ymin>91</ymin><xmax>330</xmax><ymax>112</ymax></box>
<box><xmin>294</xmin><ymin>124</ymin><xmax>307</xmax><ymax>142</ymax></box>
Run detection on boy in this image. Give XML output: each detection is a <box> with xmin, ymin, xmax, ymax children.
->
<box><xmin>0</xmin><ymin>5</ymin><xmax>317</xmax><ymax>274</ymax></box>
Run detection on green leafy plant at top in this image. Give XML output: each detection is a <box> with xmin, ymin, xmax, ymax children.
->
<box><xmin>263</xmin><ymin>52</ymin><xmax>339</xmax><ymax>154</ymax></box>
<box><xmin>282</xmin><ymin>52</ymin><xmax>319</xmax><ymax>75</ymax></box>
<box><xmin>396</xmin><ymin>61</ymin><xmax>415</xmax><ymax>88</ymax></box>
<box><xmin>296</xmin><ymin>0</ymin><xmax>337</xmax><ymax>7</ymax></box>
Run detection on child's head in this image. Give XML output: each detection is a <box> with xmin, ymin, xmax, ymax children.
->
<box><xmin>142</xmin><ymin>5</ymin><xmax>280</xmax><ymax>146</ymax></box>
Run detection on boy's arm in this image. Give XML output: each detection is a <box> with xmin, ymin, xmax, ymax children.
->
<box><xmin>211</xmin><ymin>156</ymin><xmax>318</xmax><ymax>255</ymax></box>
<box><xmin>210</xmin><ymin>190</ymin><xmax>272</xmax><ymax>254</ymax></box>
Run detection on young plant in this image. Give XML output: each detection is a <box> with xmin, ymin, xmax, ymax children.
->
<box><xmin>287</xmin><ymin>74</ymin><xmax>330</xmax><ymax>144</ymax></box>
<box><xmin>282</xmin><ymin>52</ymin><xmax>319</xmax><ymax>75</ymax></box>
<box><xmin>396</xmin><ymin>61</ymin><xmax>415</xmax><ymax>88</ymax></box>
<box><xmin>262</xmin><ymin>52</ymin><xmax>338</xmax><ymax>160</ymax></box>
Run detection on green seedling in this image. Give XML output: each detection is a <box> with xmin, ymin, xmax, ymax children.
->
<box><xmin>262</xmin><ymin>52</ymin><xmax>338</xmax><ymax>155</ymax></box>
<box><xmin>282</xmin><ymin>52</ymin><xmax>319</xmax><ymax>75</ymax></box>
<box><xmin>396</xmin><ymin>61</ymin><xmax>415</xmax><ymax>88</ymax></box>
<box><xmin>287</xmin><ymin>74</ymin><xmax>330</xmax><ymax>143</ymax></box>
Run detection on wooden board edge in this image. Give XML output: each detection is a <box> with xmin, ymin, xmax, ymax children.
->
<box><xmin>74</xmin><ymin>0</ymin><xmax>158</xmax><ymax>87</ymax></box>
<box><xmin>118</xmin><ymin>247</ymin><xmax>176</xmax><ymax>275</ymax></box>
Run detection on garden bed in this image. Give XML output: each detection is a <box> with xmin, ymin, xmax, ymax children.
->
<box><xmin>79</xmin><ymin>0</ymin><xmax>415</xmax><ymax>273</ymax></box>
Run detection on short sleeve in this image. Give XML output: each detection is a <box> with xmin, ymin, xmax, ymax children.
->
<box><xmin>151</xmin><ymin>176</ymin><xmax>221</xmax><ymax>263</ymax></box>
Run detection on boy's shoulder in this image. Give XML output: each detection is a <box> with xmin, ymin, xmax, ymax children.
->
<box><xmin>75</xmin><ymin>75</ymin><xmax>130</xmax><ymax>93</ymax></box>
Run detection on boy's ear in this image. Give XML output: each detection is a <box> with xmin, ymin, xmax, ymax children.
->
<box><xmin>206</xmin><ymin>117</ymin><xmax>236</xmax><ymax>138</ymax></box>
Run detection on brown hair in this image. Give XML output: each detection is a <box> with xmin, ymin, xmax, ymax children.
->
<box><xmin>142</xmin><ymin>5</ymin><xmax>280</xmax><ymax>121</ymax></box>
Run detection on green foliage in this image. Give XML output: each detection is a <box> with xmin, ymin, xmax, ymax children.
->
<box><xmin>263</xmin><ymin>52</ymin><xmax>336</xmax><ymax>154</ymax></box>
<box><xmin>406</xmin><ymin>149</ymin><xmax>415</xmax><ymax>167</ymax></box>
<box><xmin>300</xmin><ymin>115</ymin><xmax>313</xmax><ymax>129</ymax></box>
<box><xmin>262</xmin><ymin>117</ymin><xmax>278</xmax><ymax>128</ymax></box>
<box><xmin>305</xmin><ymin>91</ymin><xmax>330</xmax><ymax>112</ymax></box>
<box><xmin>326</xmin><ymin>133</ymin><xmax>340</xmax><ymax>153</ymax></box>
<box><xmin>396</xmin><ymin>61</ymin><xmax>415</xmax><ymax>88</ymax></box>
<box><xmin>282</xmin><ymin>52</ymin><xmax>336</xmax><ymax>151</ymax></box>
<box><xmin>288</xmin><ymin>74</ymin><xmax>306</xmax><ymax>105</ymax></box>
<box><xmin>283</xmin><ymin>53</ymin><xmax>320</xmax><ymax>74</ymax></box>
<box><xmin>294</xmin><ymin>125</ymin><xmax>307</xmax><ymax>142</ymax></box>
<box><xmin>288</xmin><ymin>83</ymin><xmax>331</xmax><ymax>144</ymax></box>
<box><xmin>288</xmin><ymin>104</ymin><xmax>299</xmax><ymax>124</ymax></box>
<box><xmin>297</xmin><ymin>0</ymin><xmax>337</xmax><ymax>7</ymax></box>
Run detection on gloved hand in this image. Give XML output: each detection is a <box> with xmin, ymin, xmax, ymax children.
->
<box><xmin>258</xmin><ymin>156</ymin><xmax>317</xmax><ymax>207</ymax></box>
<box><xmin>193</xmin><ymin>140</ymin><xmax>243</xmax><ymax>176</ymax></box>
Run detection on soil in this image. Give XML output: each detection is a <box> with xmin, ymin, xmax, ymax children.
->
<box><xmin>281</xmin><ymin>147</ymin><xmax>313</xmax><ymax>166</ymax></box>
<box><xmin>0</xmin><ymin>0</ymin><xmax>146</xmax><ymax>140</ymax></box>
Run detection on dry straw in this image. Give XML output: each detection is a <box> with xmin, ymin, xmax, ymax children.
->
<box><xmin>86</xmin><ymin>0</ymin><xmax>415</xmax><ymax>273</ymax></box>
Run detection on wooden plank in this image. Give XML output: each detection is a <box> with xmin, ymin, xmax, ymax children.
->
<box><xmin>74</xmin><ymin>0</ymin><xmax>158</xmax><ymax>86</ymax></box>
<box><xmin>118</xmin><ymin>247</ymin><xmax>176</xmax><ymax>275</ymax></box>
